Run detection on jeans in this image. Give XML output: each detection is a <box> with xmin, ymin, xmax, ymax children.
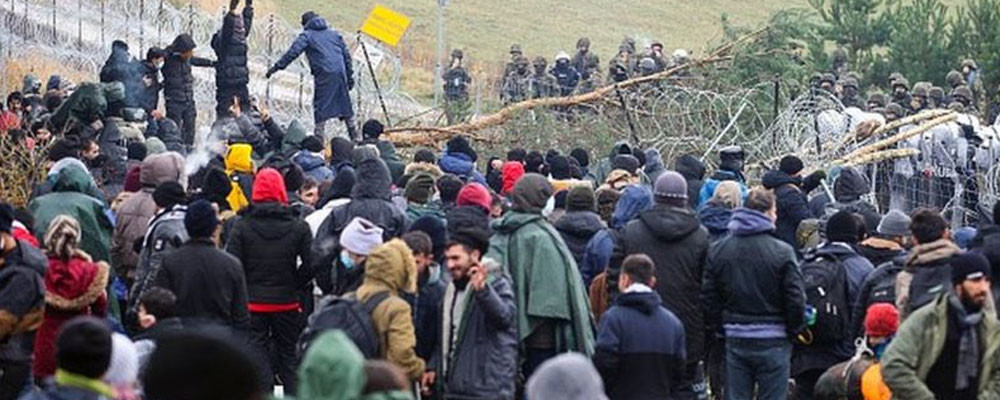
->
<box><xmin>725</xmin><ymin>338</ymin><xmax>792</xmax><ymax>400</ymax></box>
<box><xmin>250</xmin><ymin>310</ymin><xmax>304</xmax><ymax>395</ymax></box>
<box><xmin>315</xmin><ymin>116</ymin><xmax>359</xmax><ymax>142</ymax></box>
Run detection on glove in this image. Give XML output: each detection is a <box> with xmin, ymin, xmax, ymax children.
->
<box><xmin>802</xmin><ymin>170</ymin><xmax>827</xmax><ymax>192</ymax></box>
<box><xmin>348</xmin><ymin>78</ymin><xmax>355</xmax><ymax>91</ymax></box>
<box><xmin>229</xmin><ymin>0</ymin><xmax>239</xmax><ymax>10</ymax></box>
<box><xmin>245</xmin><ymin>0</ymin><xmax>252</xmax><ymax>6</ymax></box>
<box><xmin>265</xmin><ymin>67</ymin><xmax>277</xmax><ymax>79</ymax></box>
<box><xmin>961</xmin><ymin>124</ymin><xmax>976</xmax><ymax>140</ymax></box>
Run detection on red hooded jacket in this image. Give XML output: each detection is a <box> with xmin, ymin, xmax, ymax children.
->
<box><xmin>501</xmin><ymin>161</ymin><xmax>525</xmax><ymax>195</ymax></box>
<box><xmin>251</xmin><ymin>168</ymin><xmax>289</xmax><ymax>205</ymax></box>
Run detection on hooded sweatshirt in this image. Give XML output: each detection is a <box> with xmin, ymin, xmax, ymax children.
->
<box><xmin>111</xmin><ymin>152</ymin><xmax>185</xmax><ymax>276</ymax></box>
<box><xmin>225</xmin><ymin>143</ymin><xmax>255</xmax><ymax>212</ymax></box>
<box><xmin>501</xmin><ymin>161</ymin><xmax>525</xmax><ymax>195</ymax></box>
<box><xmin>356</xmin><ymin>239</ymin><xmax>425</xmax><ymax>380</ymax></box>
<box><xmin>292</xmin><ymin>331</ymin><xmax>365</xmax><ymax>400</ymax></box>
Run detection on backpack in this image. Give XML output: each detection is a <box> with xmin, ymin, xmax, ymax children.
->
<box><xmin>297</xmin><ymin>291</ymin><xmax>391</xmax><ymax>360</ymax></box>
<box><xmin>799</xmin><ymin>250</ymin><xmax>851</xmax><ymax>346</ymax></box>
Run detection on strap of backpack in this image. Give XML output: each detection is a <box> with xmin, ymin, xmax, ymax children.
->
<box><xmin>362</xmin><ymin>291</ymin><xmax>392</xmax><ymax>315</ymax></box>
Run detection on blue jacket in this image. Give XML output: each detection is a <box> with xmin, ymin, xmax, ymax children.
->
<box><xmin>294</xmin><ymin>151</ymin><xmax>335</xmax><ymax>182</ymax></box>
<box><xmin>593</xmin><ymin>290</ymin><xmax>687</xmax><ymax>399</ymax></box>
<box><xmin>697</xmin><ymin>201</ymin><xmax>732</xmax><ymax>242</ymax></box>
<box><xmin>581</xmin><ymin>229</ymin><xmax>615</xmax><ymax>289</ymax></box>
<box><xmin>698</xmin><ymin>169</ymin><xmax>747</xmax><ymax>208</ymax></box>
<box><xmin>273</xmin><ymin>17</ymin><xmax>354</xmax><ymax>121</ymax></box>
<box><xmin>438</xmin><ymin>151</ymin><xmax>487</xmax><ymax>186</ymax></box>
<box><xmin>610</xmin><ymin>185</ymin><xmax>653</xmax><ymax>230</ymax></box>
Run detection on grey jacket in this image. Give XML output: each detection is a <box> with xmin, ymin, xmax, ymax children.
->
<box><xmin>129</xmin><ymin>205</ymin><xmax>189</xmax><ymax>314</ymax></box>
<box><xmin>436</xmin><ymin>259</ymin><xmax>518</xmax><ymax>400</ymax></box>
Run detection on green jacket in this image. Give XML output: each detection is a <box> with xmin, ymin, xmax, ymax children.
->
<box><xmin>487</xmin><ymin>211</ymin><xmax>595</xmax><ymax>356</ymax></box>
<box><xmin>405</xmin><ymin>202</ymin><xmax>446</xmax><ymax>223</ymax></box>
<box><xmin>881</xmin><ymin>293</ymin><xmax>1000</xmax><ymax>400</ymax></box>
<box><xmin>29</xmin><ymin>165</ymin><xmax>114</xmax><ymax>262</ymax></box>
<box><xmin>291</xmin><ymin>331</ymin><xmax>366</xmax><ymax>400</ymax></box>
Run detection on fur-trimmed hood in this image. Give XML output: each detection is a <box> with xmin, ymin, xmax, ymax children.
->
<box><xmin>44</xmin><ymin>250</ymin><xmax>109</xmax><ymax>311</ymax></box>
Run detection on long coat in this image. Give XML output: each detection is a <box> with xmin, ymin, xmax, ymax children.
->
<box><xmin>273</xmin><ymin>17</ymin><xmax>354</xmax><ymax>122</ymax></box>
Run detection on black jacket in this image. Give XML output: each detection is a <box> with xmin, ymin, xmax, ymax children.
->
<box><xmin>554</xmin><ymin>211</ymin><xmax>605</xmax><ymax>271</ymax></box>
<box><xmin>762</xmin><ymin>170</ymin><xmax>812</xmax><ymax>250</ymax></box>
<box><xmin>312</xmin><ymin>159</ymin><xmax>406</xmax><ymax>291</ymax></box>
<box><xmin>0</xmin><ymin>241</ymin><xmax>47</xmax><ymax>364</ymax></box>
<box><xmin>212</xmin><ymin>7</ymin><xmax>253</xmax><ymax>91</ymax></box>
<box><xmin>226</xmin><ymin>202</ymin><xmax>314</xmax><ymax>305</ymax></box>
<box><xmin>414</xmin><ymin>271</ymin><xmax>446</xmax><ymax>362</ymax></box>
<box><xmin>155</xmin><ymin>238</ymin><xmax>251</xmax><ymax>332</ymax></box>
<box><xmin>852</xmin><ymin>255</ymin><xmax>905</xmax><ymax>337</ymax></box>
<box><xmin>613</xmin><ymin>205</ymin><xmax>709</xmax><ymax>364</ymax></box>
<box><xmin>594</xmin><ymin>290</ymin><xmax>687</xmax><ymax>400</ymax></box>
<box><xmin>674</xmin><ymin>155</ymin><xmax>706</xmax><ymax>210</ymax></box>
<box><xmin>161</xmin><ymin>35</ymin><xmax>213</xmax><ymax>105</ymax></box>
<box><xmin>138</xmin><ymin>61</ymin><xmax>162</xmax><ymax>113</ymax></box>
<box><xmin>702</xmin><ymin>212</ymin><xmax>806</xmax><ymax>336</ymax></box>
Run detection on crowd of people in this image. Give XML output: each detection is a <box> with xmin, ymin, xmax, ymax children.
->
<box><xmin>3</xmin><ymin>4</ymin><xmax>1000</xmax><ymax>400</ymax></box>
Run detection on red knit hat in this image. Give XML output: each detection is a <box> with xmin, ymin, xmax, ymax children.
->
<box><xmin>864</xmin><ymin>303</ymin><xmax>900</xmax><ymax>338</ymax></box>
<box><xmin>456</xmin><ymin>183</ymin><xmax>492</xmax><ymax>214</ymax></box>
<box><xmin>251</xmin><ymin>168</ymin><xmax>289</xmax><ymax>205</ymax></box>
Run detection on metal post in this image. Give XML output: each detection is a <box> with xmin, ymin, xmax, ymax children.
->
<box><xmin>772</xmin><ymin>75</ymin><xmax>780</xmax><ymax>145</ymax></box>
<box><xmin>77</xmin><ymin>0</ymin><xmax>82</xmax><ymax>48</ymax></box>
<box><xmin>139</xmin><ymin>0</ymin><xmax>145</xmax><ymax>57</ymax></box>
<box><xmin>434</xmin><ymin>0</ymin><xmax>446</xmax><ymax>107</ymax></box>
<box><xmin>265</xmin><ymin>13</ymin><xmax>273</xmax><ymax>103</ymax></box>
<box><xmin>50</xmin><ymin>0</ymin><xmax>55</xmax><ymax>44</ymax></box>
<box><xmin>298</xmin><ymin>71</ymin><xmax>304</xmax><ymax>114</ymax></box>
<box><xmin>100</xmin><ymin>0</ymin><xmax>105</xmax><ymax>45</ymax></box>
<box><xmin>157</xmin><ymin>0</ymin><xmax>164</xmax><ymax>47</ymax></box>
<box><xmin>187</xmin><ymin>3</ymin><xmax>193</xmax><ymax>34</ymax></box>
<box><xmin>359</xmin><ymin>36</ymin><xmax>391</xmax><ymax>126</ymax></box>
<box><xmin>614</xmin><ymin>84</ymin><xmax>639</xmax><ymax>144</ymax></box>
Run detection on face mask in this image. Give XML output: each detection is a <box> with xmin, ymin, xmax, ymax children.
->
<box><xmin>340</xmin><ymin>251</ymin><xmax>356</xmax><ymax>270</ymax></box>
<box><xmin>154</xmin><ymin>61</ymin><xmax>165</xmax><ymax>69</ymax></box>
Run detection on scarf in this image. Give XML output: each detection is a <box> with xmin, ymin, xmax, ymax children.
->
<box><xmin>949</xmin><ymin>292</ymin><xmax>984</xmax><ymax>391</ymax></box>
<box><xmin>55</xmin><ymin>369</ymin><xmax>116</xmax><ymax>398</ymax></box>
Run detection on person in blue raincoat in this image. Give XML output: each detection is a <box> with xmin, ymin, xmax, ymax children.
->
<box><xmin>267</xmin><ymin>11</ymin><xmax>357</xmax><ymax>140</ymax></box>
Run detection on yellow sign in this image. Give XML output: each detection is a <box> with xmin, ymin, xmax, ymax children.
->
<box><xmin>360</xmin><ymin>5</ymin><xmax>411</xmax><ymax>47</ymax></box>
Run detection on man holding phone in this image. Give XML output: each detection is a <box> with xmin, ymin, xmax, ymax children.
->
<box><xmin>422</xmin><ymin>225</ymin><xmax>518</xmax><ymax>400</ymax></box>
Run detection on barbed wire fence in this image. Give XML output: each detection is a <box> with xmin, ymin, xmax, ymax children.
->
<box><xmin>0</xmin><ymin>0</ymin><xmax>430</xmax><ymax>136</ymax></box>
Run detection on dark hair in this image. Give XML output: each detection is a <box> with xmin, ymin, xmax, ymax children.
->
<box><xmin>140</xmin><ymin>287</ymin><xmax>177</xmax><ymax>320</ymax></box>
<box><xmin>744</xmin><ymin>188</ymin><xmax>775</xmax><ymax>213</ymax></box>
<box><xmin>414</xmin><ymin>148</ymin><xmax>436</xmax><ymax>164</ymax></box>
<box><xmin>143</xmin><ymin>328</ymin><xmax>264</xmax><ymax>400</ymax></box>
<box><xmin>622</xmin><ymin>254</ymin><xmax>655</xmax><ymax>285</ymax></box>
<box><xmin>146</xmin><ymin>47</ymin><xmax>166</xmax><ymax>62</ymax></box>
<box><xmin>507</xmin><ymin>148</ymin><xmax>527</xmax><ymax>162</ymax></box>
<box><xmin>300</xmin><ymin>177</ymin><xmax>318</xmax><ymax>191</ymax></box>
<box><xmin>910</xmin><ymin>208</ymin><xmax>948</xmax><ymax>244</ymax></box>
<box><xmin>6</xmin><ymin>91</ymin><xmax>23</xmax><ymax>108</ymax></box>
<box><xmin>362</xmin><ymin>360</ymin><xmax>408</xmax><ymax>394</ymax></box>
<box><xmin>401</xmin><ymin>231</ymin><xmax>433</xmax><ymax>256</ymax></box>
<box><xmin>437</xmin><ymin>174</ymin><xmax>464</xmax><ymax>204</ymax></box>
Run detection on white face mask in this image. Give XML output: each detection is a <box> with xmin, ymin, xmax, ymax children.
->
<box><xmin>154</xmin><ymin>61</ymin><xmax>165</xmax><ymax>70</ymax></box>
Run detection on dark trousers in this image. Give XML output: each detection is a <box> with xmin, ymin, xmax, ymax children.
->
<box><xmin>165</xmin><ymin>100</ymin><xmax>197</xmax><ymax>145</ymax></box>
<box><xmin>315</xmin><ymin>116</ymin><xmax>359</xmax><ymax>142</ymax></box>
<box><xmin>707</xmin><ymin>335</ymin><xmax>727</xmax><ymax>400</ymax></box>
<box><xmin>0</xmin><ymin>361</ymin><xmax>31</xmax><ymax>400</ymax></box>
<box><xmin>725</xmin><ymin>338</ymin><xmax>792</xmax><ymax>400</ymax></box>
<box><xmin>250</xmin><ymin>310</ymin><xmax>303</xmax><ymax>395</ymax></box>
<box><xmin>792</xmin><ymin>369</ymin><xmax>824</xmax><ymax>400</ymax></box>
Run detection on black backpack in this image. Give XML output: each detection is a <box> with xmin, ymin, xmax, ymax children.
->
<box><xmin>799</xmin><ymin>250</ymin><xmax>851</xmax><ymax>346</ymax></box>
<box><xmin>297</xmin><ymin>291</ymin><xmax>391</xmax><ymax>360</ymax></box>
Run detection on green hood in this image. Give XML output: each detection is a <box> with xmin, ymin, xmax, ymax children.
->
<box><xmin>295</xmin><ymin>331</ymin><xmax>366</xmax><ymax>400</ymax></box>
<box><xmin>282</xmin><ymin>120</ymin><xmax>309</xmax><ymax>156</ymax></box>
<box><xmin>376</xmin><ymin>140</ymin><xmax>403</xmax><ymax>163</ymax></box>
<box><xmin>54</xmin><ymin>164</ymin><xmax>102</xmax><ymax>199</ymax></box>
<box><xmin>491</xmin><ymin>211</ymin><xmax>545</xmax><ymax>234</ymax></box>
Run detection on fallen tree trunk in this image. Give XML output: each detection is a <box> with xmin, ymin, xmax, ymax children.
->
<box><xmin>384</xmin><ymin>28</ymin><xmax>769</xmax><ymax>147</ymax></box>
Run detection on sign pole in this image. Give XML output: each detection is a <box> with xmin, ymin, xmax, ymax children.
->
<box><xmin>359</xmin><ymin>35</ymin><xmax>391</xmax><ymax>126</ymax></box>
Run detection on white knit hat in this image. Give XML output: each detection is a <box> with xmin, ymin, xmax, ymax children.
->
<box><xmin>104</xmin><ymin>333</ymin><xmax>139</xmax><ymax>386</ymax></box>
<box><xmin>339</xmin><ymin>217</ymin><xmax>384</xmax><ymax>256</ymax></box>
